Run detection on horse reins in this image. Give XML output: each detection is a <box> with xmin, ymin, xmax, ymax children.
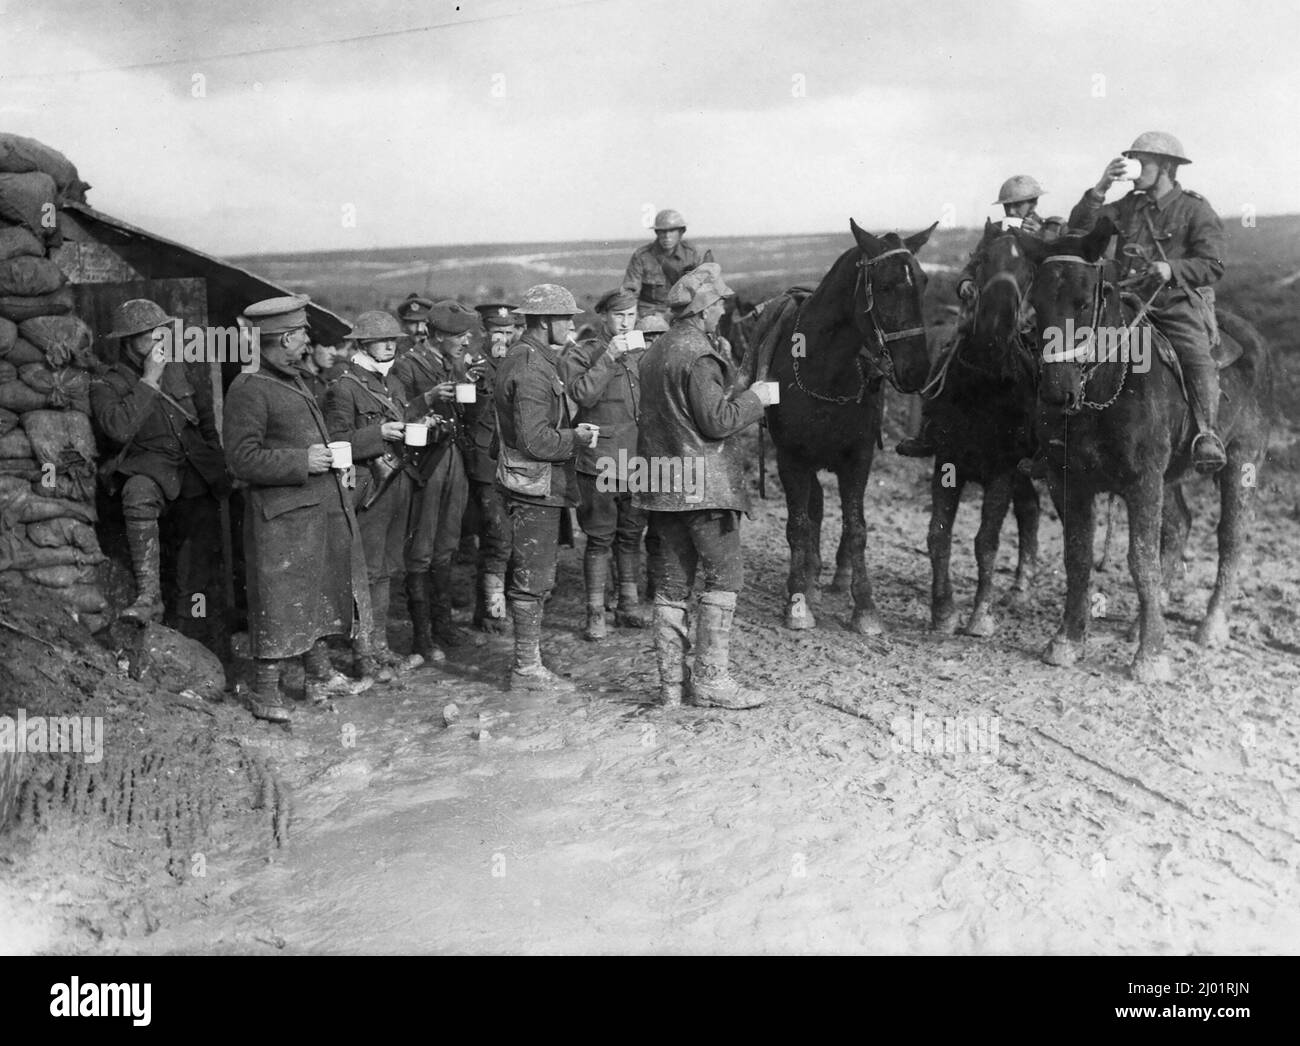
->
<box><xmin>790</xmin><ymin>246</ymin><xmax>927</xmax><ymax>403</ymax></box>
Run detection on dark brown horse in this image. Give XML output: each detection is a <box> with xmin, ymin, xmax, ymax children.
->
<box><xmin>1020</xmin><ymin>219</ymin><xmax>1271</xmax><ymax>682</ymax></box>
<box><xmin>748</xmin><ymin>219</ymin><xmax>936</xmax><ymax>633</ymax></box>
<box><xmin>926</xmin><ymin>224</ymin><xmax>1041</xmax><ymax>635</ymax></box>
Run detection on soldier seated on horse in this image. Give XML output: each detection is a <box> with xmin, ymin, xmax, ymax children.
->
<box><xmin>897</xmin><ymin>175</ymin><xmax>1048</xmax><ymax>457</ymax></box>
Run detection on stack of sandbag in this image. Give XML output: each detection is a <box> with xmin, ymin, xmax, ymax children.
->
<box><xmin>0</xmin><ymin>137</ymin><xmax>107</xmax><ymax>630</ymax></box>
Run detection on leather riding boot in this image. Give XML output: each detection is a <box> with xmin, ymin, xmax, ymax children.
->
<box><xmin>430</xmin><ymin>565</ymin><xmax>469</xmax><ymax>648</ymax></box>
<box><xmin>690</xmin><ymin>592</ymin><xmax>766</xmax><ymax>710</ymax></box>
<box><xmin>584</xmin><ymin>548</ymin><xmax>609</xmax><ymax>641</ymax></box>
<box><xmin>249</xmin><ymin>659</ymin><xmax>291</xmax><ymax>723</ymax></box>
<box><xmin>509</xmin><ymin>598</ymin><xmax>575</xmax><ymax>693</ymax></box>
<box><xmin>652</xmin><ymin>595</ymin><xmax>689</xmax><ymax>707</ymax></box>
<box><xmin>1186</xmin><ymin>364</ymin><xmax>1227</xmax><ymax>474</ymax></box>
<box><xmin>614</xmin><ymin>550</ymin><xmax>650</xmax><ymax>628</ymax></box>
<box><xmin>121</xmin><ymin>519</ymin><xmax>164</xmax><ymax>623</ymax></box>
<box><xmin>405</xmin><ymin>572</ymin><xmax>441</xmax><ymax>663</ymax></box>
<box><xmin>360</xmin><ymin>580</ymin><xmax>394</xmax><ymax>682</ymax></box>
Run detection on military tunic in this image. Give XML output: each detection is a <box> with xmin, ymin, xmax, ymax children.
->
<box><xmin>463</xmin><ymin>352</ymin><xmax>511</xmax><ymax>576</ymax></box>
<box><xmin>622</xmin><ymin>239</ymin><xmax>715</xmax><ymax>318</ymax></box>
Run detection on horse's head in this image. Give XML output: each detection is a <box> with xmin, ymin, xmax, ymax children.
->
<box><xmin>849</xmin><ymin>217</ymin><xmax>937</xmax><ymax>393</ymax></box>
<box><xmin>972</xmin><ymin>220</ymin><xmax>1036</xmax><ymax>350</ymax></box>
<box><xmin>1019</xmin><ymin>218</ymin><xmax>1116</xmax><ymax>412</ymax></box>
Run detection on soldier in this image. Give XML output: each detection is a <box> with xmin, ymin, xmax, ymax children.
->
<box><xmin>636</xmin><ymin>313</ymin><xmax>670</xmax><ymax>348</ymax></box>
<box><xmin>325</xmin><ymin>311</ymin><xmax>423</xmax><ymax>682</ymax></box>
<box><xmin>395</xmin><ymin>294</ymin><xmax>435</xmax><ymax>357</ymax></box>
<box><xmin>223</xmin><ymin>295</ymin><xmax>373</xmax><ymax>723</ymax></box>
<box><xmin>494</xmin><ymin>284</ymin><xmax>600</xmax><ymax>691</ymax></box>
<box><xmin>897</xmin><ymin>175</ymin><xmax>1047</xmax><ymax>458</ymax></box>
<box><xmin>391</xmin><ymin>299</ymin><xmax>477</xmax><ymax>660</ymax></box>
<box><xmin>465</xmin><ymin>302</ymin><xmax>517</xmax><ymax>633</ymax></box>
<box><xmin>90</xmin><ymin>299</ymin><xmax>230</xmax><ymax>626</ymax></box>
<box><xmin>1068</xmin><ymin>131</ymin><xmax>1227</xmax><ymax>473</ymax></box>
<box><xmin>637</xmin><ymin>263</ymin><xmax>777</xmax><ymax>709</ymax></box>
<box><xmin>1041</xmin><ymin>216</ymin><xmax>1068</xmax><ymax>243</ymax></box>
<box><xmin>300</xmin><ymin>337</ymin><xmax>346</xmax><ymax>408</ymax></box>
<box><xmin>563</xmin><ymin>288</ymin><xmax>651</xmax><ymax>640</ymax></box>
<box><xmin>635</xmin><ymin>313</ymin><xmax>670</xmax><ymax>601</ymax></box>
<box><xmin>622</xmin><ymin>208</ymin><xmax>715</xmax><ymax>320</ymax></box>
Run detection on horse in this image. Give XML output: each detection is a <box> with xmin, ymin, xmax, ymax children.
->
<box><xmin>925</xmin><ymin>223</ymin><xmax>1041</xmax><ymax>636</ymax></box>
<box><xmin>746</xmin><ymin>218</ymin><xmax>936</xmax><ymax>634</ymax></box>
<box><xmin>1018</xmin><ymin>218</ymin><xmax>1272</xmax><ymax>682</ymax></box>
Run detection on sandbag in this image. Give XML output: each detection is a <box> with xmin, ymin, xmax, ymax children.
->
<box><xmin>0</xmin><ymin>226</ymin><xmax>43</xmax><ymax>262</ymax></box>
<box><xmin>0</xmin><ymin>428</ymin><xmax>32</xmax><ymax>459</ymax></box>
<box><xmin>0</xmin><ymin>535</ymin><xmax>100</xmax><ymax>572</ymax></box>
<box><xmin>0</xmin><ymin>362</ymin><xmax>14</xmax><ymax>385</ymax></box>
<box><xmin>0</xmin><ymin>134</ymin><xmax>87</xmax><ymax>201</ymax></box>
<box><xmin>21</xmin><ymin>409</ymin><xmax>96</xmax><ymax>466</ymax></box>
<box><xmin>31</xmin><ymin>465</ymin><xmax>95</xmax><ymax>501</ymax></box>
<box><xmin>19</xmin><ymin>315</ymin><xmax>93</xmax><ymax>368</ymax></box>
<box><xmin>0</xmin><ymin>380</ymin><xmax>46</xmax><ymax>412</ymax></box>
<box><xmin>0</xmin><ymin>337</ymin><xmax>43</xmax><ymax>365</ymax></box>
<box><xmin>0</xmin><ymin>287</ymin><xmax>74</xmax><ymax>322</ymax></box>
<box><xmin>0</xmin><ymin>315</ymin><xmax>15</xmax><ymax>354</ymax></box>
<box><xmin>0</xmin><ymin>481</ymin><xmax>96</xmax><ymax>525</ymax></box>
<box><xmin>63</xmin><ymin>583</ymin><xmax>108</xmax><ymax>614</ymax></box>
<box><xmin>0</xmin><ymin>459</ymin><xmax>37</xmax><ymax>476</ymax></box>
<box><xmin>0</xmin><ymin>256</ymin><xmax>65</xmax><ymax>298</ymax></box>
<box><xmin>25</xmin><ymin>517</ymin><xmax>101</xmax><ymax>554</ymax></box>
<box><xmin>44</xmin><ymin>369</ymin><xmax>90</xmax><ymax>414</ymax></box>
<box><xmin>0</xmin><ymin>407</ymin><xmax>17</xmax><ymax>435</ymax></box>
<box><xmin>18</xmin><ymin>363</ymin><xmax>54</xmax><ymax>394</ymax></box>
<box><xmin>22</xmin><ymin>564</ymin><xmax>81</xmax><ymax>587</ymax></box>
<box><xmin>0</xmin><ymin>171</ymin><xmax>57</xmax><ymax>238</ymax></box>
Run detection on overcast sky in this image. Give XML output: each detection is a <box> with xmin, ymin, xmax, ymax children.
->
<box><xmin>2</xmin><ymin>0</ymin><xmax>1296</xmax><ymax>255</ymax></box>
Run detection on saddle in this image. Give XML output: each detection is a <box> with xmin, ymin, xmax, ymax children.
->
<box><xmin>743</xmin><ymin>286</ymin><xmax>815</xmax><ymax>385</ymax></box>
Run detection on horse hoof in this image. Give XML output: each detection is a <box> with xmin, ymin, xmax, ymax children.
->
<box><xmin>785</xmin><ymin>594</ymin><xmax>816</xmax><ymax>630</ymax></box>
<box><xmin>850</xmin><ymin>609</ymin><xmax>885</xmax><ymax>636</ymax></box>
<box><xmin>1196</xmin><ymin>613</ymin><xmax>1230</xmax><ymax>648</ymax></box>
<box><xmin>1042</xmin><ymin>635</ymin><xmax>1080</xmax><ymax>667</ymax></box>
<box><xmin>962</xmin><ymin>610</ymin><xmax>997</xmax><ymax>638</ymax></box>
<box><xmin>1129</xmin><ymin>654</ymin><xmax>1172</xmax><ymax>685</ymax></box>
<box><xmin>931</xmin><ymin>608</ymin><xmax>959</xmax><ymax>635</ymax></box>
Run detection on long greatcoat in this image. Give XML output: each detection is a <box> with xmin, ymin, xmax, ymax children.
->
<box><xmin>223</xmin><ymin>358</ymin><xmax>370</xmax><ymax>659</ymax></box>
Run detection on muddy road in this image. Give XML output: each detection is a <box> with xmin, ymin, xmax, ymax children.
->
<box><xmin>6</xmin><ymin>426</ymin><xmax>1299</xmax><ymax>955</ymax></box>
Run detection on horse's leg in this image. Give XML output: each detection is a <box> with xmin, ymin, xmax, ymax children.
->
<box><xmin>1094</xmin><ymin>493</ymin><xmax>1117</xmax><ymax>571</ymax></box>
<box><xmin>1126</xmin><ymin>477</ymin><xmax>1171</xmax><ymax>683</ymax></box>
<box><xmin>964</xmin><ymin>470</ymin><xmax>1014</xmax><ymax>637</ymax></box>
<box><xmin>928</xmin><ymin>463</ymin><xmax>963</xmax><ymax>634</ymax></box>
<box><xmin>1159</xmin><ymin>482</ymin><xmax>1192</xmax><ymax>605</ymax></box>
<box><xmin>778</xmin><ymin>454</ymin><xmax>816</xmax><ymax>630</ymax></box>
<box><xmin>1198</xmin><ymin>445</ymin><xmax>1255</xmax><ymax>647</ymax></box>
<box><xmin>806</xmin><ymin>476</ymin><xmax>826</xmax><ymax>605</ymax></box>
<box><xmin>1042</xmin><ymin>470</ymin><xmax>1095</xmax><ymax>667</ymax></box>
<box><xmin>829</xmin><ymin>477</ymin><xmax>853</xmax><ymax>593</ymax></box>
<box><xmin>839</xmin><ymin>465</ymin><xmax>883</xmax><ymax>635</ymax></box>
<box><xmin>1008</xmin><ymin>472</ymin><xmax>1040</xmax><ymax>605</ymax></box>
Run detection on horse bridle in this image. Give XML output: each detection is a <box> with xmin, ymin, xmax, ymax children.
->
<box><xmin>1038</xmin><ymin>254</ymin><xmax>1123</xmax><ymax>413</ymax></box>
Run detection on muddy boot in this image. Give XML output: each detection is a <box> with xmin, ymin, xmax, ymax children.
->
<box><xmin>614</xmin><ymin>551</ymin><xmax>650</xmax><ymax>628</ymax></box>
<box><xmin>249</xmin><ymin>659</ymin><xmax>291</xmax><ymax>723</ymax></box>
<box><xmin>304</xmin><ymin>639</ymin><xmax>373</xmax><ymax>702</ymax></box>
<box><xmin>359</xmin><ymin>581</ymin><xmax>395</xmax><ymax>682</ymax></box>
<box><xmin>653</xmin><ymin>595</ymin><xmax>689</xmax><ymax>707</ymax></box>
<box><xmin>1187</xmin><ymin>365</ymin><xmax>1227</xmax><ymax>474</ymax></box>
<box><xmin>584</xmin><ymin>548</ymin><xmax>609</xmax><ymax>641</ymax></box>
<box><xmin>509</xmin><ymin>598</ymin><xmax>575</xmax><ymax>693</ymax></box>
<box><xmin>406</xmin><ymin>572</ymin><xmax>442</xmax><ymax>664</ymax></box>
<box><xmin>121</xmin><ymin>519</ymin><xmax>164</xmax><ymax>624</ymax></box>
<box><xmin>689</xmin><ymin>591</ymin><xmax>766</xmax><ymax>710</ymax></box>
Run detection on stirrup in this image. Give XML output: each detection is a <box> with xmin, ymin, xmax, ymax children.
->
<box><xmin>1191</xmin><ymin>431</ymin><xmax>1227</xmax><ymax>473</ymax></box>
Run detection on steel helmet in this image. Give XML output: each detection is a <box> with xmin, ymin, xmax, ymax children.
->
<box><xmin>1123</xmin><ymin>131</ymin><xmax>1191</xmax><ymax>164</ymax></box>
<box><xmin>635</xmin><ymin>315</ymin><xmax>669</xmax><ymax>333</ymax></box>
<box><xmin>344</xmin><ymin>310</ymin><xmax>404</xmax><ymax>341</ymax></box>
<box><xmin>107</xmin><ymin>298</ymin><xmax>176</xmax><ymax>339</ymax></box>
<box><xmin>993</xmin><ymin>176</ymin><xmax>1046</xmax><ymax>206</ymax></box>
<box><xmin>516</xmin><ymin>283</ymin><xmax>583</xmax><ymax>316</ymax></box>
<box><xmin>653</xmin><ymin>208</ymin><xmax>687</xmax><ymax>231</ymax></box>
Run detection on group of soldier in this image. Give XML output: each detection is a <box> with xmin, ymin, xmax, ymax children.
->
<box><xmin>88</xmin><ymin>129</ymin><xmax>1227</xmax><ymax>723</ymax></box>
<box><xmin>90</xmin><ymin>208</ymin><xmax>779</xmax><ymax>722</ymax></box>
